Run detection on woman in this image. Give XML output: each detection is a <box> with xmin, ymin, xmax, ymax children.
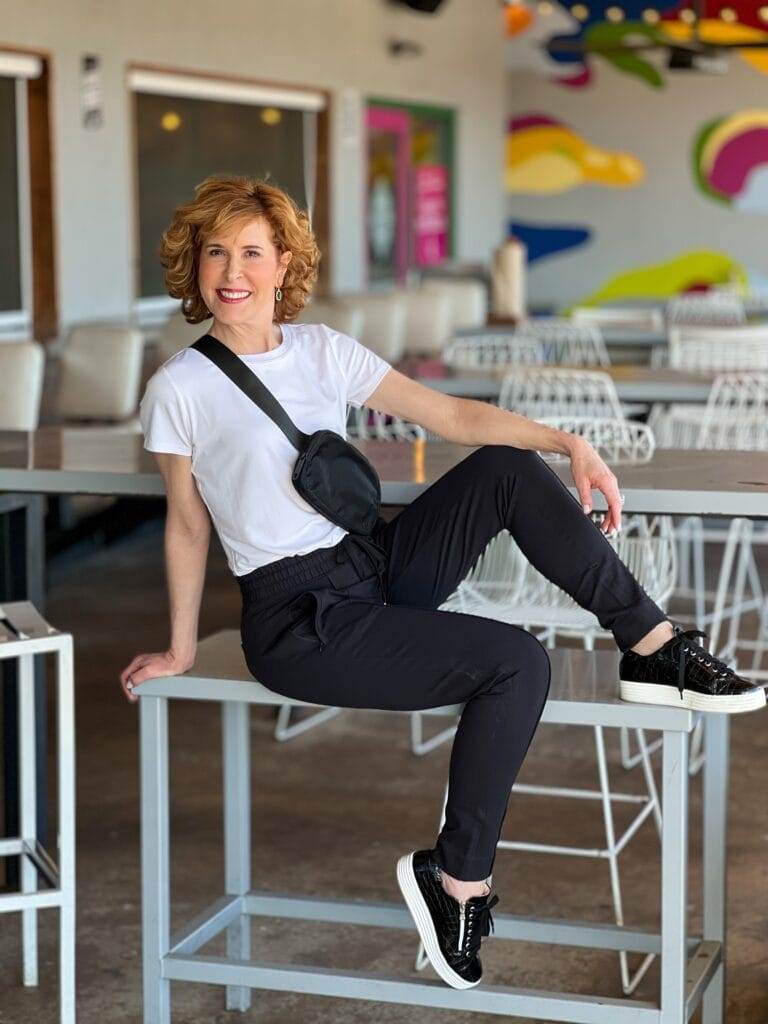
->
<box><xmin>120</xmin><ymin>175</ymin><xmax>763</xmax><ymax>991</ymax></box>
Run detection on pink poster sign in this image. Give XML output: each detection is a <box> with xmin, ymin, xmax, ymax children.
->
<box><xmin>414</xmin><ymin>164</ymin><xmax>448</xmax><ymax>266</ymax></box>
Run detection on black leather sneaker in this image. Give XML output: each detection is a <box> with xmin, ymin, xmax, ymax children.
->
<box><xmin>620</xmin><ymin>627</ymin><xmax>766</xmax><ymax>713</ymax></box>
<box><xmin>396</xmin><ymin>849</ymin><xmax>499</xmax><ymax>990</ymax></box>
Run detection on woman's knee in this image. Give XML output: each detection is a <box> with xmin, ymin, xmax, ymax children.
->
<box><xmin>467</xmin><ymin>444</ymin><xmax>542</xmax><ymax>477</ymax></box>
<box><xmin>487</xmin><ymin>628</ymin><xmax>551</xmax><ymax>705</ymax></box>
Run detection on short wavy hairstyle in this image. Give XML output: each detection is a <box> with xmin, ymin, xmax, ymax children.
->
<box><xmin>159</xmin><ymin>175</ymin><xmax>320</xmax><ymax>324</ymax></box>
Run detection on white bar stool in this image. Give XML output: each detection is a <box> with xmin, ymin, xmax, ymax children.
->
<box><xmin>0</xmin><ymin>602</ymin><xmax>75</xmax><ymax>1023</ymax></box>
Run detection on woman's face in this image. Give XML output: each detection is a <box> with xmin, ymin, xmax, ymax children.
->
<box><xmin>198</xmin><ymin>216</ymin><xmax>291</xmax><ymax>325</ymax></box>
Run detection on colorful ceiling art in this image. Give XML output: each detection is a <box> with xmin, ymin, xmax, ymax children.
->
<box><xmin>504</xmin><ymin>1</ymin><xmax>768</xmax><ymax>88</ymax></box>
<box><xmin>573</xmin><ymin>249</ymin><xmax>747</xmax><ymax>306</ymax></box>
<box><xmin>509</xmin><ymin>220</ymin><xmax>592</xmax><ymax>262</ymax></box>
<box><xmin>694</xmin><ymin>110</ymin><xmax>768</xmax><ymax>211</ymax></box>
<box><xmin>506</xmin><ymin>114</ymin><xmax>645</xmax><ymax>192</ymax></box>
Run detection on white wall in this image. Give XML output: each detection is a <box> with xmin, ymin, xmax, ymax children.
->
<box><xmin>4</xmin><ymin>0</ymin><xmax>506</xmax><ymax>329</ymax></box>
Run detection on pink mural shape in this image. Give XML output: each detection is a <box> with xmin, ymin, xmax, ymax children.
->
<box><xmin>414</xmin><ymin>164</ymin><xmax>449</xmax><ymax>266</ymax></box>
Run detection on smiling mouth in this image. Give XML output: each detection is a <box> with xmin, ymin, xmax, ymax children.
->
<box><xmin>216</xmin><ymin>289</ymin><xmax>252</xmax><ymax>303</ymax></box>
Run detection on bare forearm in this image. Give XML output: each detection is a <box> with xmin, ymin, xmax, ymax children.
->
<box><xmin>165</xmin><ymin>519</ymin><xmax>210</xmax><ymax>663</ymax></box>
<box><xmin>444</xmin><ymin>397</ymin><xmax>576</xmax><ymax>456</ymax></box>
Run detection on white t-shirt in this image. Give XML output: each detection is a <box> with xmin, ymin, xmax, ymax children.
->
<box><xmin>139</xmin><ymin>322</ymin><xmax>391</xmax><ymax>576</ymax></box>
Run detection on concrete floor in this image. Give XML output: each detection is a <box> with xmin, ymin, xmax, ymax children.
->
<box><xmin>1</xmin><ymin>516</ymin><xmax>767</xmax><ymax>1023</ymax></box>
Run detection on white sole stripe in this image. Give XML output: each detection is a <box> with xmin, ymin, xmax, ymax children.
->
<box><xmin>396</xmin><ymin>853</ymin><xmax>479</xmax><ymax>991</ymax></box>
<box><xmin>619</xmin><ymin>679</ymin><xmax>766</xmax><ymax>714</ymax></box>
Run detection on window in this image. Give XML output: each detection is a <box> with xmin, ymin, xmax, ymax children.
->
<box><xmin>129</xmin><ymin>70</ymin><xmax>326</xmax><ymax>317</ymax></box>
<box><xmin>0</xmin><ymin>53</ymin><xmax>42</xmax><ymax>338</ymax></box>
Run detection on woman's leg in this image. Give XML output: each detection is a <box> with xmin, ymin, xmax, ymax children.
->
<box><xmin>247</xmin><ymin>593</ymin><xmax>550</xmax><ymax>882</ymax></box>
<box><xmin>376</xmin><ymin>445</ymin><xmax>667</xmax><ymax>651</ymax></box>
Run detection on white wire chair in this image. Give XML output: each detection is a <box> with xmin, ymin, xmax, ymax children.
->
<box><xmin>667</xmin><ymin>325</ymin><xmax>768</xmax><ymax>372</ymax></box>
<box><xmin>666</xmin><ymin>292</ymin><xmax>746</xmax><ymax>327</ymax></box>
<box><xmin>442</xmin><ymin>333</ymin><xmax>544</xmax><ymax>370</ymax></box>
<box><xmin>498</xmin><ymin>367</ymin><xmax>624</xmax><ymax>420</ymax></box>
<box><xmin>423</xmin><ymin>421</ymin><xmax>674</xmax><ymax>995</ymax></box>
<box><xmin>516</xmin><ymin>317</ymin><xmax>611</xmax><ymax>367</ymax></box>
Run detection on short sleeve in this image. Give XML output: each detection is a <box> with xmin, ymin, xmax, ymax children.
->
<box><xmin>139</xmin><ymin>366</ymin><xmax>193</xmax><ymax>456</ymax></box>
<box><xmin>325</xmin><ymin>328</ymin><xmax>391</xmax><ymax>408</ymax></box>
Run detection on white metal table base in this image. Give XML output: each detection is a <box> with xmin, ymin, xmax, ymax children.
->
<box><xmin>139</xmin><ymin>642</ymin><xmax>728</xmax><ymax>1024</ymax></box>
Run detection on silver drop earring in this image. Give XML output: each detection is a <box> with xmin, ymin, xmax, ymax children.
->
<box><xmin>275</xmin><ymin>286</ymin><xmax>283</xmax><ymax>302</ymax></box>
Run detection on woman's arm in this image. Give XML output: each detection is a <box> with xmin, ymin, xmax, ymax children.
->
<box><xmin>364</xmin><ymin>369</ymin><xmax>623</xmax><ymax>534</ymax></box>
<box><xmin>119</xmin><ymin>453</ymin><xmax>210</xmax><ymax>702</ymax></box>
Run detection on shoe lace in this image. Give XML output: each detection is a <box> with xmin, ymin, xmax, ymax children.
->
<box><xmin>671</xmin><ymin>628</ymin><xmax>733</xmax><ymax>697</ymax></box>
<box><xmin>461</xmin><ymin>894</ymin><xmax>499</xmax><ymax>959</ymax></box>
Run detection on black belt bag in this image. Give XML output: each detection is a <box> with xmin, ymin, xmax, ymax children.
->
<box><xmin>192</xmin><ymin>334</ymin><xmax>381</xmax><ymax>536</ymax></box>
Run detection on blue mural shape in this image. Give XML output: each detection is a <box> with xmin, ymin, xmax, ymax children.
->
<box><xmin>510</xmin><ymin>221</ymin><xmax>592</xmax><ymax>263</ymax></box>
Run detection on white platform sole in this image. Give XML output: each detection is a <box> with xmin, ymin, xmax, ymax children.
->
<box><xmin>620</xmin><ymin>679</ymin><xmax>767</xmax><ymax>714</ymax></box>
<box><xmin>396</xmin><ymin>852</ymin><xmax>479</xmax><ymax>991</ymax></box>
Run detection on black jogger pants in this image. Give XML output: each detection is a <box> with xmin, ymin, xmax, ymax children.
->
<box><xmin>238</xmin><ymin>446</ymin><xmax>667</xmax><ymax>881</ymax></box>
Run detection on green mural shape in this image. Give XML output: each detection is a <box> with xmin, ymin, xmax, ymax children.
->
<box><xmin>569</xmin><ymin>250</ymin><xmax>747</xmax><ymax>310</ymax></box>
<box><xmin>584</xmin><ymin>23</ymin><xmax>668</xmax><ymax>89</ymax></box>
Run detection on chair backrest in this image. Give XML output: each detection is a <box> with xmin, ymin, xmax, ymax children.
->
<box><xmin>498</xmin><ymin>368</ymin><xmax>624</xmax><ymax>419</ymax></box>
<box><xmin>668</xmin><ymin>325</ymin><xmax>768</xmax><ymax>371</ymax></box>
<box><xmin>421</xmin><ymin>279</ymin><xmax>487</xmax><ymax>333</ymax></box>
<box><xmin>55</xmin><ymin>324</ymin><xmax>145</xmax><ymax>421</ymax></box>
<box><xmin>699</xmin><ymin>372</ymin><xmax>768</xmax><ymax>449</ymax></box>
<box><xmin>516</xmin><ymin>317</ymin><xmax>610</xmax><ymax>367</ymax></box>
<box><xmin>0</xmin><ymin>341</ymin><xmax>45</xmax><ymax>430</ymax></box>
<box><xmin>337</xmin><ymin>292</ymin><xmax>407</xmax><ymax>363</ymax></box>
<box><xmin>442</xmin><ymin>333</ymin><xmax>544</xmax><ymax>369</ymax></box>
<box><xmin>537</xmin><ymin>417</ymin><xmax>655</xmax><ymax>463</ymax></box>
<box><xmin>398</xmin><ymin>287</ymin><xmax>454</xmax><ymax>356</ymax></box>
<box><xmin>296</xmin><ymin>298</ymin><xmax>365</xmax><ymax>340</ymax></box>
<box><xmin>347</xmin><ymin>406</ymin><xmax>428</xmax><ymax>441</ymax></box>
<box><xmin>571</xmin><ymin>305</ymin><xmax>664</xmax><ymax>333</ymax></box>
<box><xmin>155</xmin><ymin>311</ymin><xmax>210</xmax><ymax>364</ymax></box>
<box><xmin>666</xmin><ymin>293</ymin><xmax>746</xmax><ymax>327</ymax></box>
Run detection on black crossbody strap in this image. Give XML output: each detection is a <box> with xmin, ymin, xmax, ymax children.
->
<box><xmin>191</xmin><ymin>334</ymin><xmax>310</xmax><ymax>451</ymax></box>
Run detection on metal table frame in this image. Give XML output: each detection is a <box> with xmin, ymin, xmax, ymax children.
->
<box><xmin>139</xmin><ymin>634</ymin><xmax>728</xmax><ymax>1024</ymax></box>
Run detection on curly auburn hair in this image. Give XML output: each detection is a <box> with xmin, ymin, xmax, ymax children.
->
<box><xmin>159</xmin><ymin>175</ymin><xmax>320</xmax><ymax>324</ymax></box>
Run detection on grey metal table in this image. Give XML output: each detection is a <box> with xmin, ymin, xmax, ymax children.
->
<box><xmin>139</xmin><ymin>637</ymin><xmax>727</xmax><ymax>1024</ymax></box>
<box><xmin>417</xmin><ymin>366</ymin><xmax>715</xmax><ymax>404</ymax></box>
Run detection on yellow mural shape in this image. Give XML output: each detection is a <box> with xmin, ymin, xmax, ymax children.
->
<box><xmin>506</xmin><ymin>123</ymin><xmax>644</xmax><ymax>194</ymax></box>
<box><xmin>572</xmin><ymin>250</ymin><xmax>747</xmax><ymax>309</ymax></box>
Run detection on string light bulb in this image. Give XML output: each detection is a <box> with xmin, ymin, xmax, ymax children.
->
<box><xmin>571</xmin><ymin>3</ymin><xmax>589</xmax><ymax>18</ymax></box>
<box><xmin>537</xmin><ymin>0</ymin><xmax>555</xmax><ymax>14</ymax></box>
<box><xmin>606</xmin><ymin>5</ymin><xmax>625</xmax><ymax>21</ymax></box>
<box><xmin>642</xmin><ymin>7</ymin><xmax>660</xmax><ymax>21</ymax></box>
<box><xmin>719</xmin><ymin>6</ymin><xmax>737</xmax><ymax>20</ymax></box>
<box><xmin>759</xmin><ymin>5</ymin><xmax>768</xmax><ymax>21</ymax></box>
<box><xmin>679</xmin><ymin>7</ymin><xmax>696</xmax><ymax>22</ymax></box>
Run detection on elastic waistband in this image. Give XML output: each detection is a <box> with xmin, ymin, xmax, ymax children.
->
<box><xmin>237</xmin><ymin>534</ymin><xmax>387</xmax><ymax>602</ymax></box>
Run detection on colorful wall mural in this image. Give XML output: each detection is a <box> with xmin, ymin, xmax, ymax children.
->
<box><xmin>509</xmin><ymin>221</ymin><xmax>592</xmax><ymax>262</ymax></box>
<box><xmin>694</xmin><ymin>110</ymin><xmax>768</xmax><ymax>210</ymax></box>
<box><xmin>505</xmin><ymin>1</ymin><xmax>768</xmax><ymax>89</ymax></box>
<box><xmin>506</xmin><ymin>114</ymin><xmax>645</xmax><ymax>192</ymax></box>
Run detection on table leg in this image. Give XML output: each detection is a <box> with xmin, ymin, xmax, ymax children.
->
<box><xmin>702</xmin><ymin>714</ymin><xmax>729</xmax><ymax>1024</ymax></box>
<box><xmin>660</xmin><ymin>728</ymin><xmax>689</xmax><ymax>1024</ymax></box>
<box><xmin>223</xmin><ymin>700</ymin><xmax>252</xmax><ymax>1012</ymax></box>
<box><xmin>57</xmin><ymin>637</ymin><xmax>76</xmax><ymax>1024</ymax></box>
<box><xmin>140</xmin><ymin>695</ymin><xmax>171</xmax><ymax>1024</ymax></box>
<box><xmin>19</xmin><ymin>652</ymin><xmax>38</xmax><ymax>987</ymax></box>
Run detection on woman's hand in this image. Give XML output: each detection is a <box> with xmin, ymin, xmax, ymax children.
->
<box><xmin>567</xmin><ymin>436</ymin><xmax>623</xmax><ymax>536</ymax></box>
<box><xmin>119</xmin><ymin>650</ymin><xmax>194</xmax><ymax>704</ymax></box>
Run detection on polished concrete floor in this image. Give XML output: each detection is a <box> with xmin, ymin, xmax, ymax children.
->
<box><xmin>2</xmin><ymin>514</ymin><xmax>767</xmax><ymax>1023</ymax></box>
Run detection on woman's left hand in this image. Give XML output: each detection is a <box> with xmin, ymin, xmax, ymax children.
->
<box><xmin>567</xmin><ymin>436</ymin><xmax>623</xmax><ymax>535</ymax></box>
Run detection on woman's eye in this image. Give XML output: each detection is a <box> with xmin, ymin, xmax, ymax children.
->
<box><xmin>245</xmin><ymin>250</ymin><xmax>261</xmax><ymax>258</ymax></box>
